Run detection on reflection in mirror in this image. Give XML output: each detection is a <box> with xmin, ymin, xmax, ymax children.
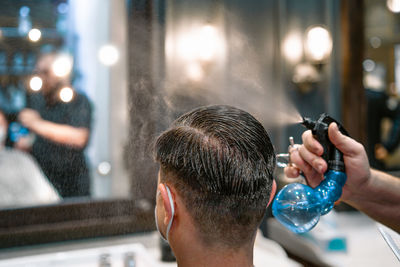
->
<box><xmin>0</xmin><ymin>109</ymin><xmax>61</xmax><ymax>208</ymax></box>
<box><xmin>364</xmin><ymin>0</ymin><xmax>400</xmax><ymax>172</ymax></box>
<box><xmin>0</xmin><ymin>0</ymin><xmax>129</xmax><ymax>208</ymax></box>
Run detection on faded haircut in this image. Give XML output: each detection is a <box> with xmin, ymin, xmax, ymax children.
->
<box><xmin>154</xmin><ymin>105</ymin><xmax>275</xmax><ymax>247</ymax></box>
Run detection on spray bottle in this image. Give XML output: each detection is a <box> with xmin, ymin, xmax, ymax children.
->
<box><xmin>9</xmin><ymin>121</ymin><xmax>29</xmax><ymax>143</ymax></box>
<box><xmin>272</xmin><ymin>113</ymin><xmax>348</xmax><ymax>233</ymax></box>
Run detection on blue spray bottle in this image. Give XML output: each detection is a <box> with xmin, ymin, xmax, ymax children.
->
<box><xmin>9</xmin><ymin>121</ymin><xmax>29</xmax><ymax>143</ymax></box>
<box><xmin>272</xmin><ymin>113</ymin><xmax>348</xmax><ymax>233</ymax></box>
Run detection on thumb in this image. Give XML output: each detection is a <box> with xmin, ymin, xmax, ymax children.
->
<box><xmin>328</xmin><ymin>122</ymin><xmax>362</xmax><ymax>157</ymax></box>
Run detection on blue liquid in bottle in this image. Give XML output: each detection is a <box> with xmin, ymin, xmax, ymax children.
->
<box><xmin>272</xmin><ymin>170</ymin><xmax>347</xmax><ymax>233</ymax></box>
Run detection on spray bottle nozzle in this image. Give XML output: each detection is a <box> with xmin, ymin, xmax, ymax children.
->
<box><xmin>301</xmin><ymin>116</ymin><xmax>316</xmax><ymax>130</ymax></box>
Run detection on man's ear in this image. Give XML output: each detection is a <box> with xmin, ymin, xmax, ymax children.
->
<box><xmin>158</xmin><ymin>183</ymin><xmax>174</xmax><ymax>225</ymax></box>
<box><xmin>267</xmin><ymin>180</ymin><xmax>277</xmax><ymax>207</ymax></box>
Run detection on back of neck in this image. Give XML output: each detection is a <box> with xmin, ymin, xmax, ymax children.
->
<box><xmin>175</xmin><ymin>241</ymin><xmax>254</xmax><ymax>267</ymax></box>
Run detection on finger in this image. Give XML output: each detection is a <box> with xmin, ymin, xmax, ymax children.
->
<box><xmin>19</xmin><ymin>114</ymin><xmax>28</xmax><ymax>122</ymax></box>
<box><xmin>285</xmin><ymin>145</ymin><xmax>302</xmax><ymax>177</ymax></box>
<box><xmin>284</xmin><ymin>166</ymin><xmax>324</xmax><ymax>187</ymax></box>
<box><xmin>328</xmin><ymin>123</ymin><xmax>364</xmax><ymax>157</ymax></box>
<box><xmin>284</xmin><ymin>165</ymin><xmax>300</xmax><ymax>178</ymax></box>
<box><xmin>17</xmin><ymin>111</ymin><xmax>24</xmax><ymax>120</ymax></box>
<box><xmin>298</xmin><ymin>144</ymin><xmax>327</xmax><ymax>174</ymax></box>
<box><xmin>288</xmin><ymin>144</ymin><xmax>301</xmax><ymax>156</ymax></box>
<box><xmin>302</xmin><ymin>130</ymin><xmax>324</xmax><ymax>156</ymax></box>
<box><xmin>305</xmin><ymin>169</ymin><xmax>324</xmax><ymax>188</ymax></box>
<box><xmin>290</xmin><ymin>146</ymin><xmax>314</xmax><ymax>176</ymax></box>
<box><xmin>289</xmin><ymin>150</ymin><xmax>324</xmax><ymax>187</ymax></box>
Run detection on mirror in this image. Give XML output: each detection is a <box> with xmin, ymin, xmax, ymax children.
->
<box><xmin>0</xmin><ymin>0</ymin><xmax>131</xmax><ymax>208</ymax></box>
<box><xmin>0</xmin><ymin>0</ymin><xmax>157</xmax><ymax>248</ymax></box>
<box><xmin>364</xmin><ymin>0</ymin><xmax>400</xmax><ymax>172</ymax></box>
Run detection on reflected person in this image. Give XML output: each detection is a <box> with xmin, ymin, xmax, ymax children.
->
<box><xmin>0</xmin><ymin>109</ymin><xmax>60</xmax><ymax>208</ymax></box>
<box><xmin>154</xmin><ymin>105</ymin><xmax>277</xmax><ymax>267</ymax></box>
<box><xmin>15</xmin><ymin>53</ymin><xmax>92</xmax><ymax>198</ymax></box>
<box><xmin>365</xmin><ymin>73</ymin><xmax>400</xmax><ymax>169</ymax></box>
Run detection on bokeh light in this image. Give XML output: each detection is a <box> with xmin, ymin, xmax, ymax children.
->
<box><xmin>52</xmin><ymin>54</ymin><xmax>73</xmax><ymax>77</ymax></box>
<box><xmin>363</xmin><ymin>59</ymin><xmax>376</xmax><ymax>72</ymax></box>
<box><xmin>28</xmin><ymin>28</ymin><xmax>41</xmax><ymax>42</ymax></box>
<box><xmin>370</xmin><ymin>36</ymin><xmax>382</xmax><ymax>49</ymax></box>
<box><xmin>282</xmin><ymin>33</ymin><xmax>303</xmax><ymax>63</ymax></box>
<box><xmin>19</xmin><ymin>6</ymin><xmax>30</xmax><ymax>17</ymax></box>
<box><xmin>186</xmin><ymin>62</ymin><xmax>204</xmax><ymax>82</ymax></box>
<box><xmin>98</xmin><ymin>45</ymin><xmax>119</xmax><ymax>66</ymax></box>
<box><xmin>305</xmin><ymin>26</ymin><xmax>332</xmax><ymax>62</ymax></box>
<box><xmin>29</xmin><ymin>76</ymin><xmax>43</xmax><ymax>91</ymax></box>
<box><xmin>177</xmin><ymin>25</ymin><xmax>224</xmax><ymax>62</ymax></box>
<box><xmin>59</xmin><ymin>87</ymin><xmax>74</xmax><ymax>103</ymax></box>
<box><xmin>97</xmin><ymin>161</ymin><xmax>111</xmax><ymax>176</ymax></box>
<box><xmin>57</xmin><ymin>3</ymin><xmax>69</xmax><ymax>14</ymax></box>
<box><xmin>387</xmin><ymin>0</ymin><xmax>400</xmax><ymax>13</ymax></box>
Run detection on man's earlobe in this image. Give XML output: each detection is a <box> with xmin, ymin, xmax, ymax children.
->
<box><xmin>267</xmin><ymin>180</ymin><xmax>277</xmax><ymax>207</ymax></box>
<box><xmin>158</xmin><ymin>183</ymin><xmax>174</xmax><ymax>225</ymax></box>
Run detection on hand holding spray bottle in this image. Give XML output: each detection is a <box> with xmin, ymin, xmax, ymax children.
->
<box><xmin>272</xmin><ymin>113</ymin><xmax>348</xmax><ymax>233</ymax></box>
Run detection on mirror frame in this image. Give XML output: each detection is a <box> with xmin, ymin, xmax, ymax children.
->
<box><xmin>0</xmin><ymin>199</ymin><xmax>154</xmax><ymax>249</ymax></box>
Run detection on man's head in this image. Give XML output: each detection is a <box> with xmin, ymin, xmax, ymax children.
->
<box><xmin>154</xmin><ymin>105</ymin><xmax>276</xmax><ymax>249</ymax></box>
<box><xmin>34</xmin><ymin>53</ymin><xmax>70</xmax><ymax>97</ymax></box>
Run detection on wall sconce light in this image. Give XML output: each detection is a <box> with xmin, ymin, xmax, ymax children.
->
<box><xmin>283</xmin><ymin>25</ymin><xmax>333</xmax><ymax>93</ymax></box>
<box><xmin>387</xmin><ymin>0</ymin><xmax>400</xmax><ymax>13</ymax></box>
<box><xmin>305</xmin><ymin>26</ymin><xmax>332</xmax><ymax>63</ymax></box>
<box><xmin>177</xmin><ymin>24</ymin><xmax>223</xmax><ymax>63</ymax></box>
<box><xmin>282</xmin><ymin>33</ymin><xmax>303</xmax><ymax>64</ymax></box>
<box><xmin>171</xmin><ymin>24</ymin><xmax>225</xmax><ymax>82</ymax></box>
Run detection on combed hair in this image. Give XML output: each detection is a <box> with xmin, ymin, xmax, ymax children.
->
<box><xmin>154</xmin><ymin>105</ymin><xmax>275</xmax><ymax>247</ymax></box>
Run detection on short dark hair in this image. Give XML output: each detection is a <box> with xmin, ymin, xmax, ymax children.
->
<box><xmin>154</xmin><ymin>105</ymin><xmax>275</xmax><ymax>247</ymax></box>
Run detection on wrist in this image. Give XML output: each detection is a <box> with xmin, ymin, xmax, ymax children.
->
<box><xmin>343</xmin><ymin>168</ymin><xmax>373</xmax><ymax>207</ymax></box>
